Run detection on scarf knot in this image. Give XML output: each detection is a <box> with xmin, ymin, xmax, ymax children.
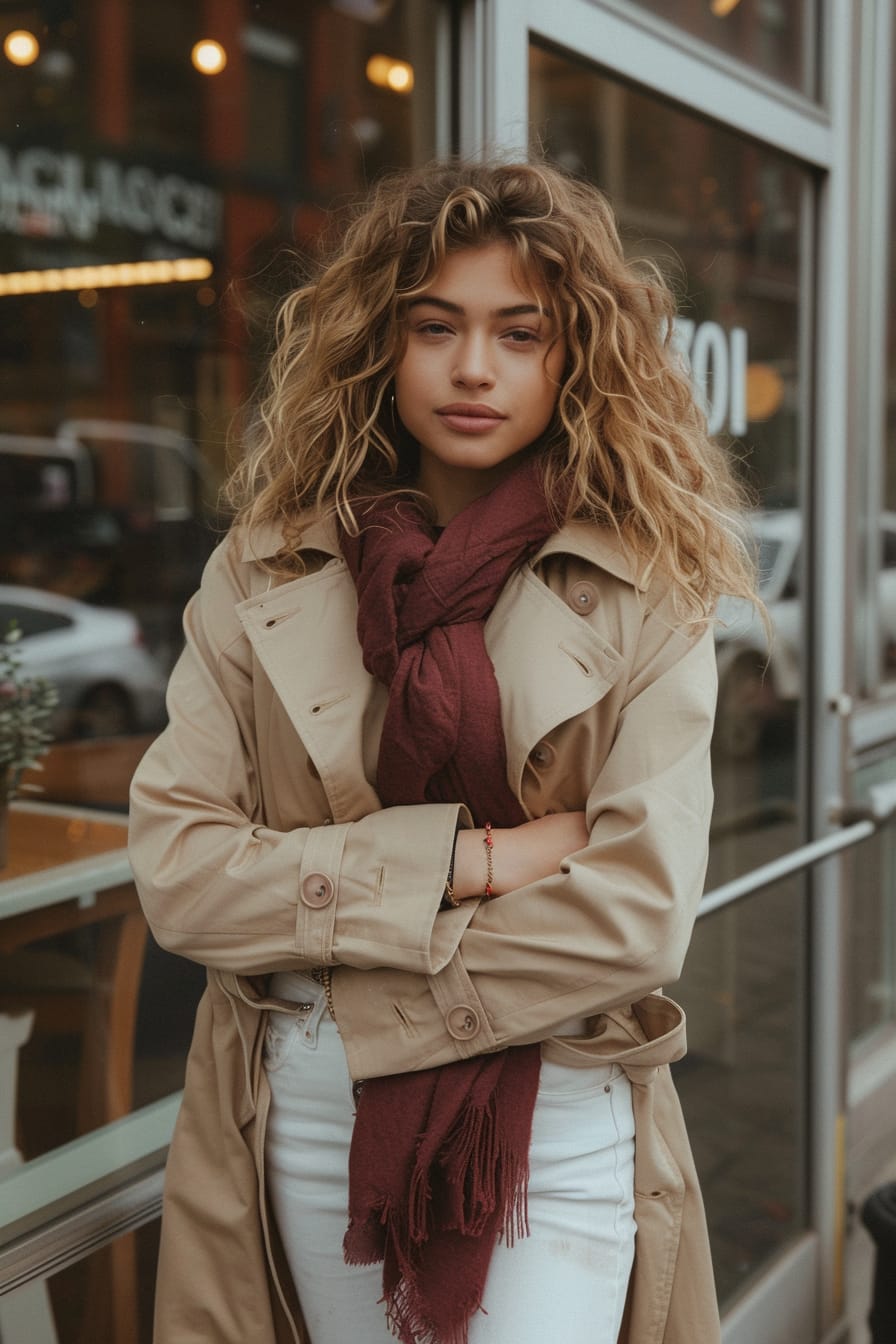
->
<box><xmin>341</xmin><ymin>460</ymin><xmax>560</xmax><ymax>824</ymax></box>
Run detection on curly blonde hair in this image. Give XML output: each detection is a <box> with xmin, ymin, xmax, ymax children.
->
<box><xmin>227</xmin><ymin>158</ymin><xmax>758</xmax><ymax>619</ymax></box>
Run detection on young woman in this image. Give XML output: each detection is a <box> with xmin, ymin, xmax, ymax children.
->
<box><xmin>129</xmin><ymin>160</ymin><xmax>757</xmax><ymax>1344</ymax></box>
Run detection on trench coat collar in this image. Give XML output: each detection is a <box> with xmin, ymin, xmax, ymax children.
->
<box><xmin>236</xmin><ymin>509</ymin><xmax>633</xmax><ymax>822</ymax></box>
<box><xmin>238</xmin><ymin>510</ymin><xmax>649</xmax><ymax>591</ymax></box>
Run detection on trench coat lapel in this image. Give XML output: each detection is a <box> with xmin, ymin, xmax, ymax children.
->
<box><xmin>488</xmin><ymin>564</ymin><xmax>626</xmax><ymax>797</ymax></box>
<box><xmin>236</xmin><ymin>561</ymin><xmax>384</xmax><ymax>823</ymax></box>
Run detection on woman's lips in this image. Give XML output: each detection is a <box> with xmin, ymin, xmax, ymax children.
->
<box><xmin>435</xmin><ymin>403</ymin><xmax>506</xmax><ymax>434</ymax></box>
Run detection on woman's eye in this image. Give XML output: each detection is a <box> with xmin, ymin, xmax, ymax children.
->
<box><xmin>418</xmin><ymin>321</ymin><xmax>452</xmax><ymax>336</ymax></box>
<box><xmin>505</xmin><ymin>328</ymin><xmax>540</xmax><ymax>345</ymax></box>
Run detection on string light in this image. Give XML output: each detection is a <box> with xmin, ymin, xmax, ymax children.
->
<box><xmin>4</xmin><ymin>29</ymin><xmax>40</xmax><ymax>66</ymax></box>
<box><xmin>0</xmin><ymin>257</ymin><xmax>214</xmax><ymax>297</ymax></box>
<box><xmin>365</xmin><ymin>53</ymin><xmax>414</xmax><ymax>94</ymax></box>
<box><xmin>387</xmin><ymin>64</ymin><xmax>412</xmax><ymax>92</ymax></box>
<box><xmin>745</xmin><ymin>364</ymin><xmax>784</xmax><ymax>421</ymax></box>
<box><xmin>191</xmin><ymin>39</ymin><xmax>227</xmax><ymax>75</ymax></box>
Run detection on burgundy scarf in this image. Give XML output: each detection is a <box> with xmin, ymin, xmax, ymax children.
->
<box><xmin>338</xmin><ymin>460</ymin><xmax>559</xmax><ymax>1344</ymax></box>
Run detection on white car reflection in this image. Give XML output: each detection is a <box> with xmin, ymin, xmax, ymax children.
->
<box><xmin>714</xmin><ymin>509</ymin><xmax>896</xmax><ymax>757</ymax></box>
<box><xmin>0</xmin><ymin>584</ymin><xmax>168</xmax><ymax>739</ymax></box>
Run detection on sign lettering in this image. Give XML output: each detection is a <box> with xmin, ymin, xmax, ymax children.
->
<box><xmin>0</xmin><ymin>145</ymin><xmax>221</xmax><ymax>250</ymax></box>
<box><xmin>673</xmin><ymin>317</ymin><xmax>749</xmax><ymax>437</ymax></box>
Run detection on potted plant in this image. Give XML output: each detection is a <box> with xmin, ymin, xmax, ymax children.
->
<box><xmin>0</xmin><ymin>621</ymin><xmax>58</xmax><ymax>868</ymax></box>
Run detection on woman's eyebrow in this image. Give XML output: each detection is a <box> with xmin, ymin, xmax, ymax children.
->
<box><xmin>406</xmin><ymin>296</ymin><xmax>549</xmax><ymax>319</ymax></box>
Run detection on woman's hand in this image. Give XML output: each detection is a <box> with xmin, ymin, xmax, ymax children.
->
<box><xmin>451</xmin><ymin>812</ymin><xmax>590</xmax><ymax>902</ymax></box>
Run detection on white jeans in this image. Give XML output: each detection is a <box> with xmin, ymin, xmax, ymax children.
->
<box><xmin>264</xmin><ymin>972</ymin><xmax>635</xmax><ymax>1344</ymax></box>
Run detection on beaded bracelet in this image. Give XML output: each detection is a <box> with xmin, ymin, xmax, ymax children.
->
<box><xmin>483</xmin><ymin>821</ymin><xmax>494</xmax><ymax>898</ymax></box>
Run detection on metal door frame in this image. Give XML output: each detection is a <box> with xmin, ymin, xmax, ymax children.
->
<box><xmin>456</xmin><ymin>1</ymin><xmax>860</xmax><ymax>1339</ymax></box>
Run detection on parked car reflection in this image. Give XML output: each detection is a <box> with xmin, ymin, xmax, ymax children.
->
<box><xmin>0</xmin><ymin>421</ymin><xmax>219</xmax><ymax>672</ymax></box>
<box><xmin>0</xmin><ymin>585</ymin><xmax>168</xmax><ymax>739</ymax></box>
<box><xmin>714</xmin><ymin>509</ymin><xmax>896</xmax><ymax>757</ymax></box>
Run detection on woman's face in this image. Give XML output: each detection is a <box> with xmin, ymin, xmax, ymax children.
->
<box><xmin>394</xmin><ymin>241</ymin><xmax>566</xmax><ymax>522</ymax></box>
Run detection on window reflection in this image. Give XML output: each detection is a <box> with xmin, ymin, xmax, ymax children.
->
<box><xmin>0</xmin><ymin>0</ymin><xmax>438</xmax><ymax>779</ymax></box>
<box><xmin>848</xmin><ymin>769</ymin><xmax>896</xmax><ymax>1046</ymax></box>
<box><xmin>0</xmin><ymin>585</ymin><xmax>166</xmax><ymax>738</ymax></box>
<box><xmin>674</xmin><ymin>877</ymin><xmax>808</xmax><ymax>1303</ymax></box>
<box><xmin>629</xmin><ymin>0</ymin><xmax>816</xmax><ymax>95</ymax></box>
<box><xmin>0</xmin><ymin>0</ymin><xmax>439</xmax><ymax>1186</ymax></box>
<box><xmin>885</xmin><ymin>29</ymin><xmax>896</xmax><ymax>679</ymax></box>
<box><xmin>530</xmin><ymin>40</ymin><xmax>807</xmax><ymax>871</ymax></box>
<box><xmin>849</xmin><ymin>27</ymin><xmax>896</xmax><ymax>1041</ymax></box>
<box><xmin>714</xmin><ymin>509</ymin><xmax>800</xmax><ymax>760</ymax></box>
<box><xmin>529</xmin><ymin>40</ymin><xmax>811</xmax><ymax>1308</ymax></box>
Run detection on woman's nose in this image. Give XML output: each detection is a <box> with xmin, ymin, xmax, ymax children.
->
<box><xmin>451</xmin><ymin>334</ymin><xmax>495</xmax><ymax>388</ymax></box>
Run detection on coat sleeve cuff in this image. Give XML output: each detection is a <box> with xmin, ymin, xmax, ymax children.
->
<box><xmin>328</xmin><ymin>803</ymin><xmax>473</xmax><ymax>974</ymax></box>
<box><xmin>332</xmin><ymin>951</ymin><xmax>498</xmax><ymax>1080</ymax></box>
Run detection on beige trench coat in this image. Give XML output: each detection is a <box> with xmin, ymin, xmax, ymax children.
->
<box><xmin>128</xmin><ymin>512</ymin><xmax>722</xmax><ymax>1344</ymax></box>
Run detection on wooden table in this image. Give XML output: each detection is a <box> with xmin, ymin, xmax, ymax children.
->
<box><xmin>0</xmin><ymin>800</ymin><xmax>147</xmax><ymax>1344</ymax></box>
<box><xmin>0</xmin><ymin>801</ymin><xmax>132</xmax><ymax>922</ymax></box>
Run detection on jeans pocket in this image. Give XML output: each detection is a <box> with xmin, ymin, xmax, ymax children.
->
<box><xmin>263</xmin><ymin>1012</ymin><xmax>302</xmax><ymax>1074</ymax></box>
<box><xmin>536</xmin><ymin>1059</ymin><xmax>621</xmax><ymax>1100</ymax></box>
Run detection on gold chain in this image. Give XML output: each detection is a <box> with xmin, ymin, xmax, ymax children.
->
<box><xmin>317</xmin><ymin>965</ymin><xmax>336</xmax><ymax>1020</ymax></box>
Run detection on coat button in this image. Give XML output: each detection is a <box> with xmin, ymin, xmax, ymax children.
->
<box><xmin>528</xmin><ymin>740</ymin><xmax>556</xmax><ymax>769</ymax></box>
<box><xmin>568</xmin><ymin>580</ymin><xmax>598</xmax><ymax>614</ymax></box>
<box><xmin>301</xmin><ymin>873</ymin><xmax>334</xmax><ymax>908</ymax></box>
<box><xmin>446</xmin><ymin>1005</ymin><xmax>481</xmax><ymax>1040</ymax></box>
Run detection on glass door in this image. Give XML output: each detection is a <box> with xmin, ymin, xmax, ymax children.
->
<box><xmin>464</xmin><ymin>0</ymin><xmax>851</xmax><ymax>1339</ymax></box>
<box><xmin>528</xmin><ymin>37</ymin><xmax>814</xmax><ymax>1327</ymax></box>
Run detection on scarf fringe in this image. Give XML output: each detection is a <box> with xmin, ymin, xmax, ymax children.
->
<box><xmin>344</xmin><ymin>1197</ymin><xmax>395</xmax><ymax>1267</ymax></box>
<box><xmin>344</xmin><ymin>1102</ymin><xmax>531</xmax><ymax>1344</ymax></box>
<box><xmin>383</xmin><ymin>1277</ymin><xmax>485</xmax><ymax>1344</ymax></box>
<box><xmin>437</xmin><ymin>1097</ymin><xmax>530</xmax><ymax>1245</ymax></box>
<box><xmin>409</xmin><ymin>1153</ymin><xmax>432</xmax><ymax>1244</ymax></box>
<box><xmin>347</xmin><ymin>1202</ymin><xmax>483</xmax><ymax>1344</ymax></box>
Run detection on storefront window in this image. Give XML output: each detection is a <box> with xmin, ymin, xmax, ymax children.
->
<box><xmin>883</xmin><ymin>30</ymin><xmax>896</xmax><ymax>681</ymax></box>
<box><xmin>848</xmin><ymin>759</ymin><xmax>896</xmax><ymax>1046</ymax></box>
<box><xmin>530</xmin><ymin>39</ymin><xmax>812</xmax><ymax>1306</ymax></box>
<box><xmin>0</xmin><ymin>0</ymin><xmax>440</xmax><ymax>1202</ymax></box>
<box><xmin>531</xmin><ymin>40</ymin><xmax>808</xmax><ymax>869</ymax></box>
<box><xmin>847</xmin><ymin>25</ymin><xmax>896</xmax><ymax>1055</ymax></box>
<box><xmin>675</xmin><ymin>878</ymin><xmax>807</xmax><ymax>1302</ymax></box>
<box><xmin>629</xmin><ymin>0</ymin><xmax>818</xmax><ymax>95</ymax></box>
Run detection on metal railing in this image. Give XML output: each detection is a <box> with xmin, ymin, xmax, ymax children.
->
<box><xmin>698</xmin><ymin>778</ymin><xmax>896</xmax><ymax>919</ymax></box>
<box><xmin>3</xmin><ymin>779</ymin><xmax>896</xmax><ymax>1299</ymax></box>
